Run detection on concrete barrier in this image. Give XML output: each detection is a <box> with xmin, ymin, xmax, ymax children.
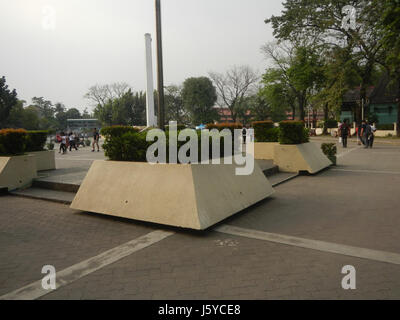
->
<box><xmin>70</xmin><ymin>159</ymin><xmax>274</xmax><ymax>230</ymax></box>
<box><xmin>0</xmin><ymin>155</ymin><xmax>37</xmax><ymax>191</ymax></box>
<box><xmin>29</xmin><ymin>150</ymin><xmax>56</xmax><ymax>171</ymax></box>
<box><xmin>250</xmin><ymin>142</ymin><xmax>279</xmax><ymax>160</ymax></box>
<box><xmin>273</xmin><ymin>142</ymin><xmax>332</xmax><ymax>174</ymax></box>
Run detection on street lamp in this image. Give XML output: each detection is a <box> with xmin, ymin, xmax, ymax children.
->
<box><xmin>155</xmin><ymin>0</ymin><xmax>165</xmax><ymax>130</ymax></box>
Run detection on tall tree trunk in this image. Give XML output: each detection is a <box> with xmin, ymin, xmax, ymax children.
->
<box><xmin>397</xmin><ymin>79</ymin><xmax>400</xmax><ymax>137</ymax></box>
<box><xmin>323</xmin><ymin>103</ymin><xmax>329</xmax><ymax>135</ymax></box>
<box><xmin>298</xmin><ymin>95</ymin><xmax>305</xmax><ymax>121</ymax></box>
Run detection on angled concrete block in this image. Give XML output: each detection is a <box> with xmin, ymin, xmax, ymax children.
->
<box><xmin>70</xmin><ymin>159</ymin><xmax>274</xmax><ymax>230</ymax></box>
<box><xmin>29</xmin><ymin>150</ymin><xmax>56</xmax><ymax>171</ymax></box>
<box><xmin>273</xmin><ymin>142</ymin><xmax>332</xmax><ymax>174</ymax></box>
<box><xmin>250</xmin><ymin>142</ymin><xmax>279</xmax><ymax>160</ymax></box>
<box><xmin>0</xmin><ymin>155</ymin><xmax>37</xmax><ymax>191</ymax></box>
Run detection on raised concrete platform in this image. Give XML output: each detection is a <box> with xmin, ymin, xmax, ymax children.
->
<box><xmin>274</xmin><ymin>142</ymin><xmax>332</xmax><ymax>174</ymax></box>
<box><xmin>11</xmin><ymin>188</ymin><xmax>75</xmax><ymax>204</ymax></box>
<box><xmin>70</xmin><ymin>160</ymin><xmax>275</xmax><ymax>230</ymax></box>
<box><xmin>0</xmin><ymin>155</ymin><xmax>37</xmax><ymax>191</ymax></box>
<box><xmin>29</xmin><ymin>150</ymin><xmax>56</xmax><ymax>171</ymax></box>
<box><xmin>250</xmin><ymin>142</ymin><xmax>279</xmax><ymax>160</ymax></box>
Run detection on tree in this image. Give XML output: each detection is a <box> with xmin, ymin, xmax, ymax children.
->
<box><xmin>261</xmin><ymin>42</ymin><xmax>323</xmax><ymax>121</ymax></box>
<box><xmin>209</xmin><ymin>66</ymin><xmax>259</xmax><ymax>123</ymax></box>
<box><xmin>84</xmin><ymin>83</ymin><xmax>131</xmax><ymax>108</ymax></box>
<box><xmin>0</xmin><ymin>76</ymin><xmax>18</xmax><ymax>128</ymax></box>
<box><xmin>93</xmin><ymin>90</ymin><xmax>146</xmax><ymax>127</ymax></box>
<box><xmin>265</xmin><ymin>0</ymin><xmax>386</xmax><ymax>124</ymax></box>
<box><xmin>165</xmin><ymin>85</ymin><xmax>189</xmax><ymax>125</ymax></box>
<box><xmin>181</xmin><ymin>77</ymin><xmax>219</xmax><ymax>125</ymax></box>
<box><xmin>379</xmin><ymin>0</ymin><xmax>400</xmax><ymax>136</ymax></box>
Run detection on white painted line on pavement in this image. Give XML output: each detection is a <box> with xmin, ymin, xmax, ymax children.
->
<box><xmin>0</xmin><ymin>230</ymin><xmax>174</xmax><ymax>300</ymax></box>
<box><xmin>336</xmin><ymin>146</ymin><xmax>362</xmax><ymax>158</ymax></box>
<box><xmin>331</xmin><ymin>168</ymin><xmax>400</xmax><ymax>175</ymax></box>
<box><xmin>55</xmin><ymin>158</ymin><xmax>97</xmax><ymax>161</ymax></box>
<box><xmin>215</xmin><ymin>225</ymin><xmax>400</xmax><ymax>266</ymax></box>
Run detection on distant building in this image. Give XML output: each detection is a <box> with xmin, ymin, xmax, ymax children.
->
<box><xmin>341</xmin><ymin>75</ymin><xmax>399</xmax><ymax>124</ymax></box>
<box><xmin>66</xmin><ymin>119</ymin><xmax>100</xmax><ymax>133</ymax></box>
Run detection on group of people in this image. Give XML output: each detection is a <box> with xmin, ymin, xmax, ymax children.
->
<box><xmin>57</xmin><ymin>128</ymin><xmax>101</xmax><ymax>154</ymax></box>
<box><xmin>338</xmin><ymin>119</ymin><xmax>376</xmax><ymax>149</ymax></box>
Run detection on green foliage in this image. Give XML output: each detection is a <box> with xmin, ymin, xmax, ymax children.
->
<box><xmin>324</xmin><ymin>119</ymin><xmax>338</xmax><ymax>129</ymax></box>
<box><xmin>25</xmin><ymin>131</ymin><xmax>48</xmax><ymax>152</ymax></box>
<box><xmin>252</xmin><ymin>121</ymin><xmax>279</xmax><ymax>142</ymax></box>
<box><xmin>376</xmin><ymin>123</ymin><xmax>395</xmax><ymax>130</ymax></box>
<box><xmin>0</xmin><ymin>129</ymin><xmax>27</xmax><ymax>155</ymax></box>
<box><xmin>278</xmin><ymin>120</ymin><xmax>309</xmax><ymax>144</ymax></box>
<box><xmin>321</xmin><ymin>143</ymin><xmax>337</xmax><ymax>165</ymax></box>
<box><xmin>0</xmin><ymin>76</ymin><xmax>18</xmax><ymax>128</ymax></box>
<box><xmin>103</xmin><ymin>131</ymin><xmax>150</xmax><ymax>162</ymax></box>
<box><xmin>100</xmin><ymin>126</ymin><xmax>139</xmax><ymax>138</ymax></box>
<box><xmin>46</xmin><ymin>142</ymin><xmax>55</xmax><ymax>150</ymax></box>
<box><xmin>165</xmin><ymin>124</ymin><xmax>187</xmax><ymax>131</ymax></box>
<box><xmin>85</xmin><ymin>139</ymin><xmax>91</xmax><ymax>146</ymax></box>
<box><xmin>182</xmin><ymin>77</ymin><xmax>219</xmax><ymax>125</ymax></box>
<box><xmin>206</xmin><ymin>123</ymin><xmax>243</xmax><ymax>133</ymax></box>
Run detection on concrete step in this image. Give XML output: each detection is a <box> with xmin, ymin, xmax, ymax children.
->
<box><xmin>11</xmin><ymin>188</ymin><xmax>75</xmax><ymax>204</ymax></box>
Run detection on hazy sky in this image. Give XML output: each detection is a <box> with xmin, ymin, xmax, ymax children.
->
<box><xmin>1</xmin><ymin>0</ymin><xmax>284</xmax><ymax>112</ymax></box>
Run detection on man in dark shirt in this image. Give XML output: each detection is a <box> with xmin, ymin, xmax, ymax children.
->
<box><xmin>92</xmin><ymin>128</ymin><xmax>100</xmax><ymax>152</ymax></box>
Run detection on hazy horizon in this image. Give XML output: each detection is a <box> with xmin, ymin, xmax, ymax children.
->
<box><xmin>1</xmin><ymin>0</ymin><xmax>284</xmax><ymax>112</ymax></box>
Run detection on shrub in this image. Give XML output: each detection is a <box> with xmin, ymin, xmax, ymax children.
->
<box><xmin>103</xmin><ymin>131</ymin><xmax>150</xmax><ymax>162</ymax></box>
<box><xmin>321</xmin><ymin>143</ymin><xmax>337</xmax><ymax>165</ymax></box>
<box><xmin>165</xmin><ymin>124</ymin><xmax>187</xmax><ymax>131</ymax></box>
<box><xmin>252</xmin><ymin>121</ymin><xmax>278</xmax><ymax>142</ymax></box>
<box><xmin>278</xmin><ymin>121</ymin><xmax>309</xmax><ymax>144</ymax></box>
<box><xmin>85</xmin><ymin>139</ymin><xmax>91</xmax><ymax>146</ymax></box>
<box><xmin>46</xmin><ymin>142</ymin><xmax>55</xmax><ymax>150</ymax></box>
<box><xmin>100</xmin><ymin>126</ymin><xmax>139</xmax><ymax>138</ymax></box>
<box><xmin>376</xmin><ymin>123</ymin><xmax>395</xmax><ymax>130</ymax></box>
<box><xmin>324</xmin><ymin>119</ymin><xmax>338</xmax><ymax>129</ymax></box>
<box><xmin>206</xmin><ymin>123</ymin><xmax>243</xmax><ymax>133</ymax></box>
<box><xmin>25</xmin><ymin>130</ymin><xmax>48</xmax><ymax>152</ymax></box>
<box><xmin>0</xmin><ymin>129</ymin><xmax>27</xmax><ymax>155</ymax></box>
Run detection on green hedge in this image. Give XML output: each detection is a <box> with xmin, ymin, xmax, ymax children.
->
<box><xmin>0</xmin><ymin>129</ymin><xmax>27</xmax><ymax>155</ymax></box>
<box><xmin>102</xmin><ymin>126</ymin><xmax>240</xmax><ymax>163</ymax></box>
<box><xmin>252</xmin><ymin>121</ymin><xmax>278</xmax><ymax>142</ymax></box>
<box><xmin>279</xmin><ymin>121</ymin><xmax>309</xmax><ymax>145</ymax></box>
<box><xmin>25</xmin><ymin>131</ymin><xmax>48</xmax><ymax>152</ymax></box>
<box><xmin>325</xmin><ymin>119</ymin><xmax>338</xmax><ymax>129</ymax></box>
<box><xmin>165</xmin><ymin>124</ymin><xmax>187</xmax><ymax>131</ymax></box>
<box><xmin>376</xmin><ymin>123</ymin><xmax>395</xmax><ymax>130</ymax></box>
<box><xmin>321</xmin><ymin>143</ymin><xmax>337</xmax><ymax>165</ymax></box>
<box><xmin>206</xmin><ymin>123</ymin><xmax>243</xmax><ymax>133</ymax></box>
<box><xmin>100</xmin><ymin>126</ymin><xmax>139</xmax><ymax>138</ymax></box>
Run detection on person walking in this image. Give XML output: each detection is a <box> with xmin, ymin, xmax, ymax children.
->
<box><xmin>242</xmin><ymin>127</ymin><xmax>247</xmax><ymax>145</ymax></box>
<box><xmin>368</xmin><ymin>122</ymin><xmax>376</xmax><ymax>148</ymax></box>
<box><xmin>361</xmin><ymin>120</ymin><xmax>372</xmax><ymax>149</ymax></box>
<box><xmin>339</xmin><ymin>119</ymin><xmax>351</xmax><ymax>148</ymax></box>
<box><xmin>69</xmin><ymin>132</ymin><xmax>78</xmax><ymax>151</ymax></box>
<box><xmin>60</xmin><ymin>132</ymin><xmax>68</xmax><ymax>154</ymax></box>
<box><xmin>360</xmin><ymin>120</ymin><xmax>368</xmax><ymax>146</ymax></box>
<box><xmin>92</xmin><ymin>128</ymin><xmax>100</xmax><ymax>152</ymax></box>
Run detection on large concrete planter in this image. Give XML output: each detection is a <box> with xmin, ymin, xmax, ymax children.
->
<box><xmin>71</xmin><ymin>159</ymin><xmax>274</xmax><ymax>230</ymax></box>
<box><xmin>29</xmin><ymin>150</ymin><xmax>56</xmax><ymax>171</ymax></box>
<box><xmin>273</xmin><ymin>142</ymin><xmax>332</xmax><ymax>174</ymax></box>
<box><xmin>0</xmin><ymin>155</ymin><xmax>37</xmax><ymax>191</ymax></box>
<box><xmin>250</xmin><ymin>142</ymin><xmax>279</xmax><ymax>160</ymax></box>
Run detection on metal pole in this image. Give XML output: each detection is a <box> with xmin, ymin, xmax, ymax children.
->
<box><xmin>155</xmin><ymin>0</ymin><xmax>165</xmax><ymax>130</ymax></box>
<box><xmin>144</xmin><ymin>33</ymin><xmax>156</xmax><ymax>127</ymax></box>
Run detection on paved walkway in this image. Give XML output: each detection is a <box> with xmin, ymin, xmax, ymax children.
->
<box><xmin>1</xmin><ymin>139</ymin><xmax>400</xmax><ymax>299</ymax></box>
